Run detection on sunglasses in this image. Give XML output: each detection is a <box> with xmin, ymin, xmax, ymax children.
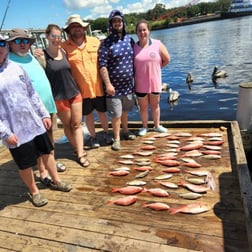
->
<box><xmin>49</xmin><ymin>34</ymin><xmax>62</xmax><ymax>40</ymax></box>
<box><xmin>0</xmin><ymin>40</ymin><xmax>7</xmax><ymax>47</ymax></box>
<box><xmin>13</xmin><ymin>38</ymin><xmax>30</xmax><ymax>45</ymax></box>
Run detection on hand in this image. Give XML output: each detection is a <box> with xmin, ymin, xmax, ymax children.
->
<box><xmin>106</xmin><ymin>83</ymin><xmax>115</xmax><ymax>96</ymax></box>
<box><xmin>6</xmin><ymin>134</ymin><xmax>18</xmax><ymax>146</ymax></box>
<box><xmin>33</xmin><ymin>48</ymin><xmax>44</xmax><ymax>58</ymax></box>
<box><xmin>42</xmin><ymin>117</ymin><xmax>52</xmax><ymax>130</ymax></box>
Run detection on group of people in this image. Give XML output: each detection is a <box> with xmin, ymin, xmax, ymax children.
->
<box><xmin>0</xmin><ymin>9</ymin><xmax>170</xmax><ymax>207</ymax></box>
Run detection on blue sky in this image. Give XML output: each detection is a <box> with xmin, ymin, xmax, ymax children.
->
<box><xmin>0</xmin><ymin>0</ymin><xmax>193</xmax><ymax>30</ymax></box>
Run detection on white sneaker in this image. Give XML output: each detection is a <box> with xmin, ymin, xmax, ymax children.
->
<box><xmin>138</xmin><ymin>128</ymin><xmax>148</xmax><ymax>136</ymax></box>
<box><xmin>153</xmin><ymin>125</ymin><xmax>168</xmax><ymax>133</ymax></box>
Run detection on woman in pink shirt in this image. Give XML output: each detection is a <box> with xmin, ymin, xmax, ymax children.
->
<box><xmin>134</xmin><ymin>19</ymin><xmax>170</xmax><ymax>136</ymax></box>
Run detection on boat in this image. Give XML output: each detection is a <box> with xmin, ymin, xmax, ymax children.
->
<box><xmin>91</xmin><ymin>29</ymin><xmax>106</xmax><ymax>41</ymax></box>
<box><xmin>221</xmin><ymin>0</ymin><xmax>252</xmax><ymax>18</ymax></box>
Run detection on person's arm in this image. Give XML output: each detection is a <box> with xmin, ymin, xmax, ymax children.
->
<box><xmin>99</xmin><ymin>66</ymin><xmax>115</xmax><ymax>96</ymax></box>
<box><xmin>159</xmin><ymin>42</ymin><xmax>170</xmax><ymax>67</ymax></box>
<box><xmin>33</xmin><ymin>48</ymin><xmax>46</xmax><ymax>69</ymax></box>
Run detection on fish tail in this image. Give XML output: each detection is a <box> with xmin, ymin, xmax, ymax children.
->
<box><xmin>178</xmin><ymin>180</ymin><xmax>185</xmax><ymax>186</ymax></box>
<box><xmin>111</xmin><ymin>188</ymin><xmax>118</xmax><ymax>193</ymax></box>
<box><xmin>169</xmin><ymin>208</ymin><xmax>179</xmax><ymax>215</ymax></box>
<box><xmin>107</xmin><ymin>200</ymin><xmax>114</xmax><ymax>205</ymax></box>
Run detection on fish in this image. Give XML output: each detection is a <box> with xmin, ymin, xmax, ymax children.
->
<box><xmin>154</xmin><ymin>159</ymin><xmax>180</xmax><ymax>167</ymax></box>
<box><xmin>174</xmin><ymin>132</ymin><xmax>192</xmax><ymax>137</ymax></box>
<box><xmin>162</xmin><ymin>167</ymin><xmax>181</xmax><ymax>173</ymax></box>
<box><xmin>113</xmin><ymin>166</ymin><xmax>131</xmax><ymax>171</ymax></box>
<box><xmin>184</xmin><ymin>170</ymin><xmax>210</xmax><ymax>177</ymax></box>
<box><xmin>157</xmin><ymin>181</ymin><xmax>178</xmax><ymax>189</ymax></box>
<box><xmin>182</xmin><ymin>150</ymin><xmax>203</xmax><ymax>157</ymax></box>
<box><xmin>198</xmin><ymin>132</ymin><xmax>222</xmax><ymax>137</ymax></box>
<box><xmin>144</xmin><ymin>188</ymin><xmax>169</xmax><ymax>197</ymax></box>
<box><xmin>179</xmin><ymin>157</ymin><xmax>197</xmax><ymax>163</ymax></box>
<box><xmin>167</xmin><ymin>135</ymin><xmax>180</xmax><ymax>140</ymax></box>
<box><xmin>133</xmin><ymin>166</ymin><xmax>153</xmax><ymax>171</ymax></box>
<box><xmin>205</xmin><ymin>172</ymin><xmax>217</xmax><ymax>191</ymax></box>
<box><xmin>206</xmin><ymin>137</ymin><xmax>223</xmax><ymax>141</ymax></box>
<box><xmin>152</xmin><ymin>133</ymin><xmax>170</xmax><ymax>138</ymax></box>
<box><xmin>179</xmin><ymin>192</ymin><xmax>202</xmax><ymax>200</ymax></box>
<box><xmin>181</xmin><ymin>162</ymin><xmax>202</xmax><ymax>168</ymax></box>
<box><xmin>152</xmin><ymin>156</ymin><xmax>177</xmax><ymax>163</ymax></box>
<box><xmin>120</xmin><ymin>154</ymin><xmax>134</xmax><ymax>159</ymax></box>
<box><xmin>117</xmin><ymin>160</ymin><xmax>134</xmax><ymax>165</ymax></box>
<box><xmin>167</xmin><ymin>140</ymin><xmax>181</xmax><ymax>144</ymax></box>
<box><xmin>112</xmin><ymin>186</ymin><xmax>143</xmax><ymax>195</ymax></box>
<box><xmin>204</xmin><ymin>141</ymin><xmax>224</xmax><ymax>146</ymax></box>
<box><xmin>141</xmin><ymin>140</ymin><xmax>155</xmax><ymax>144</ymax></box>
<box><xmin>153</xmin><ymin>174</ymin><xmax>173</xmax><ymax>180</ymax></box>
<box><xmin>178</xmin><ymin>180</ymin><xmax>210</xmax><ymax>193</ymax></box>
<box><xmin>201</xmin><ymin>150</ymin><xmax>221</xmax><ymax>155</ymax></box>
<box><xmin>163</xmin><ymin>148</ymin><xmax>179</xmax><ymax>153</ymax></box>
<box><xmin>133</xmin><ymin>151</ymin><xmax>153</xmax><ymax>156</ymax></box>
<box><xmin>142</xmin><ymin>202</ymin><xmax>170</xmax><ymax>211</ymax></box>
<box><xmin>126</xmin><ymin>180</ymin><xmax>147</xmax><ymax>186</ymax></box>
<box><xmin>157</xmin><ymin>153</ymin><xmax>178</xmax><ymax>158</ymax></box>
<box><xmin>108</xmin><ymin>170</ymin><xmax>130</xmax><ymax>176</ymax></box>
<box><xmin>203</xmin><ymin>145</ymin><xmax>222</xmax><ymax>150</ymax></box>
<box><xmin>165</xmin><ymin>143</ymin><xmax>180</xmax><ymax>148</ymax></box>
<box><xmin>144</xmin><ymin>137</ymin><xmax>156</xmax><ymax>141</ymax></box>
<box><xmin>202</xmin><ymin>154</ymin><xmax>221</xmax><ymax>160</ymax></box>
<box><xmin>186</xmin><ymin>137</ymin><xmax>205</xmax><ymax>142</ymax></box>
<box><xmin>180</xmin><ymin>141</ymin><xmax>204</xmax><ymax>151</ymax></box>
<box><xmin>135</xmin><ymin>170</ymin><xmax>150</xmax><ymax>178</ymax></box>
<box><xmin>169</xmin><ymin>202</ymin><xmax>210</xmax><ymax>215</ymax></box>
<box><xmin>141</xmin><ymin>145</ymin><xmax>156</xmax><ymax>150</ymax></box>
<box><xmin>186</xmin><ymin>177</ymin><xmax>206</xmax><ymax>185</ymax></box>
<box><xmin>136</xmin><ymin>161</ymin><xmax>151</xmax><ymax>166</ymax></box>
<box><xmin>107</xmin><ymin>195</ymin><xmax>137</xmax><ymax>206</ymax></box>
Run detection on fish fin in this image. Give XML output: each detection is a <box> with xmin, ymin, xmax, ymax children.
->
<box><xmin>111</xmin><ymin>188</ymin><xmax>118</xmax><ymax>193</ymax></box>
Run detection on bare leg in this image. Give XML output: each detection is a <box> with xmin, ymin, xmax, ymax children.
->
<box><xmin>111</xmin><ymin>116</ymin><xmax>121</xmax><ymax>141</ymax></box>
<box><xmin>137</xmin><ymin>96</ymin><xmax>149</xmax><ymax>128</ymax></box>
<box><xmin>97</xmin><ymin>111</ymin><xmax>109</xmax><ymax>132</ymax></box>
<box><xmin>19</xmin><ymin>168</ymin><xmax>40</xmax><ymax>196</ymax></box>
<box><xmin>85</xmin><ymin>112</ymin><xmax>96</xmax><ymax>138</ymax></box>
<box><xmin>121</xmin><ymin>111</ymin><xmax>129</xmax><ymax>133</ymax></box>
<box><xmin>149</xmin><ymin>93</ymin><xmax>161</xmax><ymax>128</ymax></box>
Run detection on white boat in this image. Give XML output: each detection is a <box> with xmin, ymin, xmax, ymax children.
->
<box><xmin>91</xmin><ymin>30</ymin><xmax>106</xmax><ymax>41</ymax></box>
<box><xmin>221</xmin><ymin>0</ymin><xmax>252</xmax><ymax>18</ymax></box>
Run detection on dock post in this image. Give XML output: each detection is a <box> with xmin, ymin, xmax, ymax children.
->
<box><xmin>236</xmin><ymin>82</ymin><xmax>252</xmax><ymax>152</ymax></box>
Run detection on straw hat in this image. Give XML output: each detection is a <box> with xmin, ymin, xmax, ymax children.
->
<box><xmin>64</xmin><ymin>14</ymin><xmax>89</xmax><ymax>32</ymax></box>
<box><xmin>7</xmin><ymin>28</ymin><xmax>35</xmax><ymax>44</ymax></box>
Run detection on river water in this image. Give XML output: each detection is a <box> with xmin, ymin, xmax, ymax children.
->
<box><xmin>129</xmin><ymin>15</ymin><xmax>252</xmax><ymax>122</ymax></box>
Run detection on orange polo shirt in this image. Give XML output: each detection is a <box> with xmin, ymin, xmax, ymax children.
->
<box><xmin>62</xmin><ymin>36</ymin><xmax>104</xmax><ymax>99</ymax></box>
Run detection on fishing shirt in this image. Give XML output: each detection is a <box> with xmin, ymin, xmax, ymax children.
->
<box><xmin>43</xmin><ymin>49</ymin><xmax>80</xmax><ymax>101</ymax></box>
<box><xmin>98</xmin><ymin>34</ymin><xmax>134</xmax><ymax>97</ymax></box>
<box><xmin>9</xmin><ymin>52</ymin><xmax>57</xmax><ymax>114</ymax></box>
<box><xmin>134</xmin><ymin>39</ymin><xmax>162</xmax><ymax>93</ymax></box>
<box><xmin>61</xmin><ymin>36</ymin><xmax>104</xmax><ymax>99</ymax></box>
<box><xmin>0</xmin><ymin>59</ymin><xmax>49</xmax><ymax>149</ymax></box>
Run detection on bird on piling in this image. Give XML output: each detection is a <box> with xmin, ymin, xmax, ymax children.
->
<box><xmin>186</xmin><ymin>72</ymin><xmax>193</xmax><ymax>90</ymax></box>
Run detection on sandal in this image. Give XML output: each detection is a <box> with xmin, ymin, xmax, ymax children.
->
<box><xmin>56</xmin><ymin>162</ymin><xmax>66</xmax><ymax>172</ymax></box>
<box><xmin>73</xmin><ymin>150</ymin><xmax>87</xmax><ymax>157</ymax></box>
<box><xmin>40</xmin><ymin>176</ymin><xmax>52</xmax><ymax>187</ymax></box>
<box><xmin>78</xmin><ymin>154</ymin><xmax>90</xmax><ymax>167</ymax></box>
<box><xmin>28</xmin><ymin>192</ymin><xmax>48</xmax><ymax>207</ymax></box>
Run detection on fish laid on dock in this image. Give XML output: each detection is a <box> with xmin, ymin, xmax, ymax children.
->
<box><xmin>142</xmin><ymin>202</ymin><xmax>170</xmax><ymax>211</ymax></box>
<box><xmin>169</xmin><ymin>202</ymin><xmax>210</xmax><ymax>215</ymax></box>
<box><xmin>112</xmin><ymin>186</ymin><xmax>143</xmax><ymax>195</ymax></box>
<box><xmin>107</xmin><ymin>196</ymin><xmax>137</xmax><ymax>206</ymax></box>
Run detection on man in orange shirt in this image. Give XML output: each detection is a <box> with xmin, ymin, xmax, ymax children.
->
<box><xmin>62</xmin><ymin>14</ymin><xmax>112</xmax><ymax>148</ymax></box>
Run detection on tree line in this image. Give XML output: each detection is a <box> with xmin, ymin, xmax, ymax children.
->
<box><xmin>88</xmin><ymin>0</ymin><xmax>231</xmax><ymax>34</ymax></box>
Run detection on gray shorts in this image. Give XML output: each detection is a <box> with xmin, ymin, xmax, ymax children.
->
<box><xmin>106</xmin><ymin>94</ymin><xmax>135</xmax><ymax>118</ymax></box>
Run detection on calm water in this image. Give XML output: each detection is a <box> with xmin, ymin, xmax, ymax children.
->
<box><xmin>129</xmin><ymin>16</ymin><xmax>252</xmax><ymax>121</ymax></box>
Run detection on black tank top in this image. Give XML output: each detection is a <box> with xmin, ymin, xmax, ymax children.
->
<box><xmin>44</xmin><ymin>49</ymin><xmax>80</xmax><ymax>100</ymax></box>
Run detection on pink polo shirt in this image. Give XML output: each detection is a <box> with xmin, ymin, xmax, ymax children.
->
<box><xmin>134</xmin><ymin>39</ymin><xmax>162</xmax><ymax>93</ymax></box>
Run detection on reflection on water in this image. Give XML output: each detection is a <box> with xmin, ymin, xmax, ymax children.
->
<box><xmin>129</xmin><ymin>16</ymin><xmax>252</xmax><ymax>121</ymax></box>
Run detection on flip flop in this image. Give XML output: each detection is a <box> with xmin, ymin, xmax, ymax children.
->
<box><xmin>56</xmin><ymin>162</ymin><xmax>66</xmax><ymax>172</ymax></box>
<box><xmin>78</xmin><ymin>155</ymin><xmax>90</xmax><ymax>167</ymax></box>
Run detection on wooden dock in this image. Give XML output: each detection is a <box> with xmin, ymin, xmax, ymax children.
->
<box><xmin>0</xmin><ymin>120</ymin><xmax>251</xmax><ymax>251</ymax></box>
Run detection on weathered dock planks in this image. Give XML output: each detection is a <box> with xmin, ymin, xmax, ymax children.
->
<box><xmin>0</xmin><ymin>120</ymin><xmax>251</xmax><ymax>251</ymax></box>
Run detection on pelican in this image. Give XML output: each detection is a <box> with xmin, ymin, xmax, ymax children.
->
<box><xmin>168</xmin><ymin>88</ymin><xmax>180</xmax><ymax>103</ymax></box>
<box><xmin>161</xmin><ymin>83</ymin><xmax>169</xmax><ymax>92</ymax></box>
<box><xmin>212</xmin><ymin>66</ymin><xmax>228</xmax><ymax>79</ymax></box>
<box><xmin>186</xmin><ymin>72</ymin><xmax>193</xmax><ymax>90</ymax></box>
